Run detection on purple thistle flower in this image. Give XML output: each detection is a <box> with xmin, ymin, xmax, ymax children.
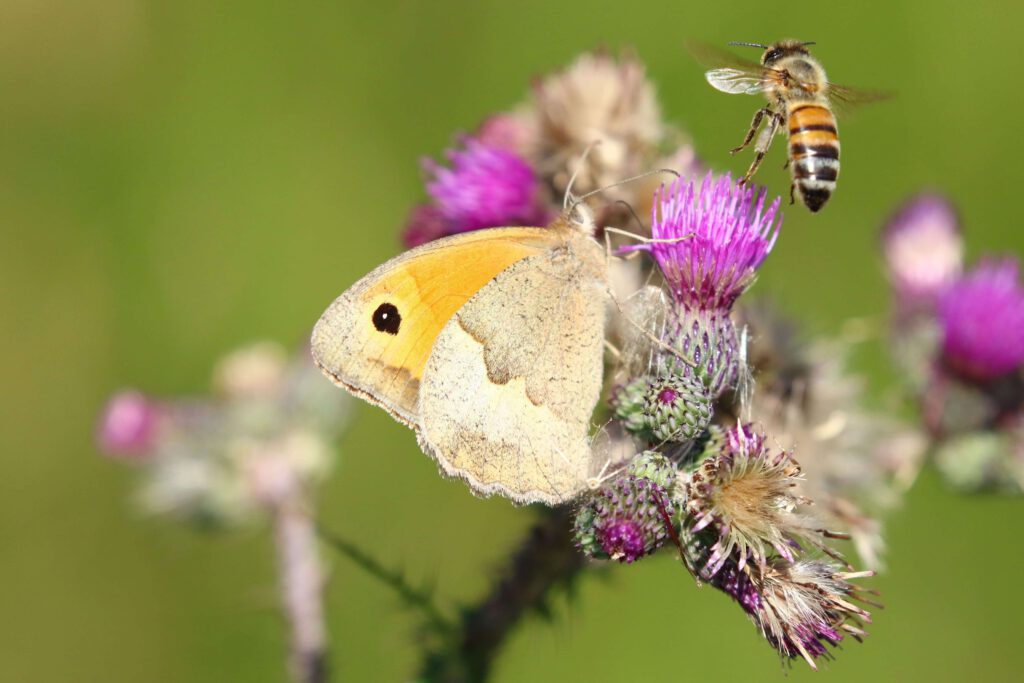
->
<box><xmin>423</xmin><ymin>138</ymin><xmax>545</xmax><ymax>233</ymax></box>
<box><xmin>882</xmin><ymin>193</ymin><xmax>963</xmax><ymax>312</ymax></box>
<box><xmin>642</xmin><ymin>171</ymin><xmax>781</xmax><ymax>312</ymax></box>
<box><xmin>939</xmin><ymin>258</ymin><xmax>1024</xmax><ymax>381</ymax></box>
<box><xmin>97</xmin><ymin>390</ymin><xmax>161</xmax><ymax>458</ymax></box>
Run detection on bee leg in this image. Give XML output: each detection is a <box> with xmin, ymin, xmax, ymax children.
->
<box><xmin>789</xmin><ymin>183</ymin><xmax>796</xmax><ymax>205</ymax></box>
<box><xmin>730</xmin><ymin>107</ymin><xmax>771</xmax><ymax>155</ymax></box>
<box><xmin>740</xmin><ymin>111</ymin><xmax>783</xmax><ymax>185</ymax></box>
<box><xmin>782</xmin><ymin>158</ymin><xmax>790</xmax><ymax>170</ymax></box>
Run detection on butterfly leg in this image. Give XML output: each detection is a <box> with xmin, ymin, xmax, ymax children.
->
<box><xmin>730</xmin><ymin>106</ymin><xmax>771</xmax><ymax>155</ymax></box>
<box><xmin>739</xmin><ymin>111</ymin><xmax>783</xmax><ymax>186</ymax></box>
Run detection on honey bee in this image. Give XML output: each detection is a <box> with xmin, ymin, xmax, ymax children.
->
<box><xmin>692</xmin><ymin>40</ymin><xmax>884</xmax><ymax>212</ymax></box>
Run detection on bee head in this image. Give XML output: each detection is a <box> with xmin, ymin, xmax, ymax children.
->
<box><xmin>727</xmin><ymin>40</ymin><xmax>816</xmax><ymax>66</ymax></box>
<box><xmin>761</xmin><ymin>40</ymin><xmax>816</xmax><ymax>66</ymax></box>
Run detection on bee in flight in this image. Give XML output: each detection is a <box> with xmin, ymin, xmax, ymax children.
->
<box><xmin>692</xmin><ymin>39</ymin><xmax>883</xmax><ymax>212</ymax></box>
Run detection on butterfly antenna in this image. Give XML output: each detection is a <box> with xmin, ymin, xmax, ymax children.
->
<box><xmin>728</xmin><ymin>41</ymin><xmax>768</xmax><ymax>49</ymax></box>
<box><xmin>563</xmin><ymin>140</ymin><xmax>601</xmax><ymax>211</ymax></box>
<box><xmin>612</xmin><ymin>199</ymin><xmax>647</xmax><ymax>235</ymax></box>
<box><xmin>567</xmin><ymin>168</ymin><xmax>681</xmax><ymax>224</ymax></box>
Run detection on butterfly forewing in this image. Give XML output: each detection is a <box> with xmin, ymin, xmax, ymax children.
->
<box><xmin>418</xmin><ymin>232</ymin><xmax>608</xmax><ymax>504</ymax></box>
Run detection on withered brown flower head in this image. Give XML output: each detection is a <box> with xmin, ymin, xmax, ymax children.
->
<box><xmin>738</xmin><ymin>558</ymin><xmax>873</xmax><ymax>669</ymax></box>
<box><xmin>682</xmin><ymin>425</ymin><xmax>821</xmax><ymax>575</ymax></box>
<box><xmin>737</xmin><ymin>303</ymin><xmax>927</xmax><ymax>568</ymax></box>
<box><xmin>528</xmin><ymin>50</ymin><xmax>662</xmax><ymax>202</ymax></box>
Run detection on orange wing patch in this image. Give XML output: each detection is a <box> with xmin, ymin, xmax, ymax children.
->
<box><xmin>311</xmin><ymin>227</ymin><xmax>557</xmax><ymax>425</ymax></box>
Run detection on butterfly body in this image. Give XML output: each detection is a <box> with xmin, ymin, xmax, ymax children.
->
<box><xmin>312</xmin><ymin>216</ymin><xmax>608</xmax><ymax>504</ymax></box>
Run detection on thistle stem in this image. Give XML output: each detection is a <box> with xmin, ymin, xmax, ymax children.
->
<box><xmin>315</xmin><ymin>524</ymin><xmax>454</xmax><ymax>635</ymax></box>
<box><xmin>418</xmin><ymin>506</ymin><xmax>584</xmax><ymax>683</ymax></box>
<box><xmin>274</xmin><ymin>501</ymin><xmax>329</xmax><ymax>683</ymax></box>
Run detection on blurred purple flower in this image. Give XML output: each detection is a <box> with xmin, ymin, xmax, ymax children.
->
<box><xmin>401</xmin><ymin>204</ymin><xmax>449</xmax><ymax>248</ymax></box>
<box><xmin>882</xmin><ymin>193</ymin><xmax>963</xmax><ymax>312</ymax></box>
<box><xmin>475</xmin><ymin>113</ymin><xmax>534</xmax><ymax>157</ymax></box>
<box><xmin>940</xmin><ymin>258</ymin><xmax>1024</xmax><ymax>381</ymax></box>
<box><xmin>424</xmin><ymin>138</ymin><xmax>544</xmax><ymax>233</ymax></box>
<box><xmin>97</xmin><ymin>390</ymin><xmax>161</xmax><ymax>458</ymax></box>
<box><xmin>638</xmin><ymin>172</ymin><xmax>781</xmax><ymax>312</ymax></box>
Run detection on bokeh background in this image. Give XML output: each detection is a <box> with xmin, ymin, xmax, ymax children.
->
<box><xmin>3</xmin><ymin>1</ymin><xmax>1022</xmax><ymax>680</ymax></box>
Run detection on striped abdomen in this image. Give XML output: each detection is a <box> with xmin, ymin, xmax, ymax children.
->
<box><xmin>787</xmin><ymin>102</ymin><xmax>840</xmax><ymax>212</ymax></box>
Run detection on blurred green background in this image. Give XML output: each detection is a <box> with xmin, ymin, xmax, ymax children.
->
<box><xmin>2</xmin><ymin>1</ymin><xmax>1022</xmax><ymax>680</ymax></box>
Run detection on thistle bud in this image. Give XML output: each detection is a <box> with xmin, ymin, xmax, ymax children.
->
<box><xmin>627</xmin><ymin>451</ymin><xmax>678</xmax><ymax>490</ymax></box>
<box><xmin>610</xmin><ymin>377</ymin><xmax>654</xmax><ymax>440</ymax></box>
<box><xmin>574</xmin><ymin>475</ymin><xmax>675</xmax><ymax>563</ymax></box>
<box><xmin>643</xmin><ymin>374</ymin><xmax>713</xmax><ymax>443</ymax></box>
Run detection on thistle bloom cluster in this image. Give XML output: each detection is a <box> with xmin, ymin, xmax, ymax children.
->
<box><xmin>577</xmin><ymin>170</ymin><xmax>874</xmax><ymax>666</ymax></box>
<box><xmin>395</xmin><ymin>50</ymin><xmax>883</xmax><ymax>668</ymax></box>
<box><xmin>96</xmin><ymin>342</ymin><xmax>350</xmax><ymax>525</ymax></box>
<box><xmin>640</xmin><ymin>172</ymin><xmax>781</xmax><ymax>395</ymax></box>
<box><xmin>882</xmin><ymin>194</ymin><xmax>1024</xmax><ymax>492</ymax></box>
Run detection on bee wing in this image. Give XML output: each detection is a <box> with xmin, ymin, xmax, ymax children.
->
<box><xmin>686</xmin><ymin>40</ymin><xmax>780</xmax><ymax>96</ymax></box>
<box><xmin>685</xmin><ymin>39</ymin><xmax>764</xmax><ymax>70</ymax></box>
<box><xmin>705</xmin><ymin>68</ymin><xmax>771</xmax><ymax>95</ymax></box>
<box><xmin>826</xmin><ymin>82</ymin><xmax>894</xmax><ymax>112</ymax></box>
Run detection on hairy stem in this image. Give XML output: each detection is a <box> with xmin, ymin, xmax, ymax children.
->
<box><xmin>275</xmin><ymin>502</ymin><xmax>329</xmax><ymax>683</ymax></box>
<box><xmin>316</xmin><ymin>524</ymin><xmax>454</xmax><ymax>635</ymax></box>
<box><xmin>418</xmin><ymin>506</ymin><xmax>585</xmax><ymax>683</ymax></box>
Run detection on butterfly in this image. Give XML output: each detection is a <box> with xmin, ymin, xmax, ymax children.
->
<box><xmin>311</xmin><ymin>210</ymin><xmax>609</xmax><ymax>505</ymax></box>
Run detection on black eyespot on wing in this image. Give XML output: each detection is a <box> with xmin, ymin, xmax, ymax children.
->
<box><xmin>372</xmin><ymin>302</ymin><xmax>401</xmax><ymax>335</ymax></box>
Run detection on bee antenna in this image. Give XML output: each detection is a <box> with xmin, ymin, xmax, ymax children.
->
<box><xmin>802</xmin><ymin>41</ymin><xmax>817</xmax><ymax>46</ymax></box>
<box><xmin>728</xmin><ymin>41</ymin><xmax>768</xmax><ymax>49</ymax></box>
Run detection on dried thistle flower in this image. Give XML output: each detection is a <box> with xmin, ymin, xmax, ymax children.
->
<box><xmin>214</xmin><ymin>341</ymin><xmax>289</xmax><ymax>399</ymax></box>
<box><xmin>739</xmin><ymin>303</ymin><xmax>927</xmax><ymax>568</ymax></box>
<box><xmin>529</xmin><ymin>50</ymin><xmax>662</xmax><ymax>200</ymax></box>
<box><xmin>710</xmin><ymin>557</ymin><xmax>873</xmax><ymax>669</ymax></box>
<box><xmin>681</xmin><ymin>424</ymin><xmax>819</xmax><ymax>575</ymax></box>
